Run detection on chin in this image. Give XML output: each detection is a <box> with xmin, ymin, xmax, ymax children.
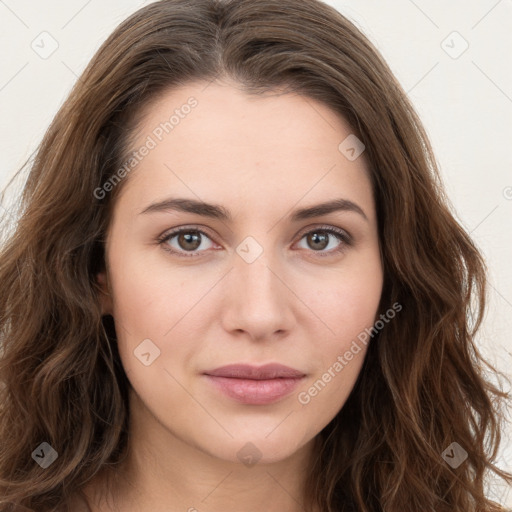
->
<box><xmin>200</xmin><ymin>430</ymin><xmax>313</xmax><ymax>467</ymax></box>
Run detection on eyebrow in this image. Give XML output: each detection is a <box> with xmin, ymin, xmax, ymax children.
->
<box><xmin>139</xmin><ymin>197</ymin><xmax>368</xmax><ymax>222</ymax></box>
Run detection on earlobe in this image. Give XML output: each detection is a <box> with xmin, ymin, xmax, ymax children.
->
<box><xmin>96</xmin><ymin>271</ymin><xmax>113</xmax><ymax>316</ymax></box>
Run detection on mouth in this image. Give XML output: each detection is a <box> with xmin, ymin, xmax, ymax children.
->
<box><xmin>203</xmin><ymin>363</ymin><xmax>306</xmax><ymax>405</ymax></box>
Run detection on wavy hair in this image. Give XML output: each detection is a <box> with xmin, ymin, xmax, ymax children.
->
<box><xmin>0</xmin><ymin>0</ymin><xmax>510</xmax><ymax>510</ymax></box>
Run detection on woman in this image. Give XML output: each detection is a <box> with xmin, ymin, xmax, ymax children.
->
<box><xmin>0</xmin><ymin>0</ymin><xmax>510</xmax><ymax>510</ymax></box>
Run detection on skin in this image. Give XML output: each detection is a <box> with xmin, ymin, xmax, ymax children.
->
<box><xmin>87</xmin><ymin>78</ymin><xmax>383</xmax><ymax>512</ymax></box>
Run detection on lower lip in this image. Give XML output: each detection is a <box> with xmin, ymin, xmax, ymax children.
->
<box><xmin>204</xmin><ymin>375</ymin><xmax>304</xmax><ymax>405</ymax></box>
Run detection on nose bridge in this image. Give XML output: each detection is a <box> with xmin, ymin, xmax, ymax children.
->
<box><xmin>235</xmin><ymin>236</ymin><xmax>284</xmax><ymax>305</ymax></box>
<box><xmin>222</xmin><ymin>234</ymin><xmax>293</xmax><ymax>338</ymax></box>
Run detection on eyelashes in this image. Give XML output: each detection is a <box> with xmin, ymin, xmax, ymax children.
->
<box><xmin>156</xmin><ymin>224</ymin><xmax>353</xmax><ymax>259</ymax></box>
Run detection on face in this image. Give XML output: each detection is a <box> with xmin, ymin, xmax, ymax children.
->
<box><xmin>97</xmin><ymin>79</ymin><xmax>383</xmax><ymax>466</ymax></box>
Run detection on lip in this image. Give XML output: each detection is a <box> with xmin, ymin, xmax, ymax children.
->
<box><xmin>203</xmin><ymin>364</ymin><xmax>306</xmax><ymax>405</ymax></box>
<box><xmin>205</xmin><ymin>363</ymin><xmax>305</xmax><ymax>380</ymax></box>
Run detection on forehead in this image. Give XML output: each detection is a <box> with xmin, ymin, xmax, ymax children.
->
<box><xmin>116</xmin><ymin>80</ymin><xmax>374</xmax><ymax>222</ymax></box>
<box><xmin>132</xmin><ymin>79</ymin><xmax>358</xmax><ymax>154</ymax></box>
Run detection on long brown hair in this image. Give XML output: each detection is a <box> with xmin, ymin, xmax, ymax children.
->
<box><xmin>0</xmin><ymin>0</ymin><xmax>510</xmax><ymax>510</ymax></box>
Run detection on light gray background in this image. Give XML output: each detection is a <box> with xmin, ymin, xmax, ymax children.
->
<box><xmin>0</xmin><ymin>0</ymin><xmax>511</xmax><ymax>505</ymax></box>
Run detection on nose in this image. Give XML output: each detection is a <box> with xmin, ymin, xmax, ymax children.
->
<box><xmin>220</xmin><ymin>248</ymin><xmax>295</xmax><ymax>343</ymax></box>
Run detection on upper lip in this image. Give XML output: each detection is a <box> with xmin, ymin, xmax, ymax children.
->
<box><xmin>204</xmin><ymin>364</ymin><xmax>305</xmax><ymax>380</ymax></box>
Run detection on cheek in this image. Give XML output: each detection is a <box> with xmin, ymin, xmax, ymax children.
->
<box><xmin>107</xmin><ymin>247</ymin><xmax>180</xmax><ymax>360</ymax></box>
<box><xmin>111</xmin><ymin>270</ymin><xmax>165</xmax><ymax>331</ymax></box>
<box><xmin>296</xmin><ymin>348</ymin><xmax>366</xmax><ymax>441</ymax></box>
<box><xmin>109</xmin><ymin>237</ymin><xmax>184</xmax><ymax>313</ymax></box>
<box><xmin>297</xmin><ymin>252</ymin><xmax>382</xmax><ymax>408</ymax></box>
<box><xmin>302</xmin><ymin>255</ymin><xmax>383</xmax><ymax>344</ymax></box>
<box><xmin>295</xmin><ymin>275</ymin><xmax>381</xmax><ymax>428</ymax></box>
<box><xmin>107</xmin><ymin>247</ymin><xmax>212</xmax><ymax>374</ymax></box>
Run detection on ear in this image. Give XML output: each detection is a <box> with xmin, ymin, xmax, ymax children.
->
<box><xmin>96</xmin><ymin>270</ymin><xmax>114</xmax><ymax>316</ymax></box>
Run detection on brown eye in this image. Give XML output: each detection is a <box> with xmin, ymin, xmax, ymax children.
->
<box><xmin>158</xmin><ymin>228</ymin><xmax>215</xmax><ymax>257</ymax></box>
<box><xmin>305</xmin><ymin>231</ymin><xmax>330</xmax><ymax>251</ymax></box>
<box><xmin>296</xmin><ymin>227</ymin><xmax>351</xmax><ymax>256</ymax></box>
<box><xmin>176</xmin><ymin>231</ymin><xmax>202</xmax><ymax>251</ymax></box>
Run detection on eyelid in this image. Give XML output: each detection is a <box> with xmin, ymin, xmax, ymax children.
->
<box><xmin>157</xmin><ymin>223</ymin><xmax>352</xmax><ymax>258</ymax></box>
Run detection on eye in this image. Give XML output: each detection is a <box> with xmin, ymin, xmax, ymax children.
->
<box><xmin>294</xmin><ymin>225</ymin><xmax>352</xmax><ymax>257</ymax></box>
<box><xmin>157</xmin><ymin>227</ymin><xmax>216</xmax><ymax>257</ymax></box>
<box><xmin>157</xmin><ymin>225</ymin><xmax>352</xmax><ymax>258</ymax></box>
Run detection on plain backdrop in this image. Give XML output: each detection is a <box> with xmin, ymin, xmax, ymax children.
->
<box><xmin>0</xmin><ymin>0</ymin><xmax>511</xmax><ymax>505</ymax></box>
